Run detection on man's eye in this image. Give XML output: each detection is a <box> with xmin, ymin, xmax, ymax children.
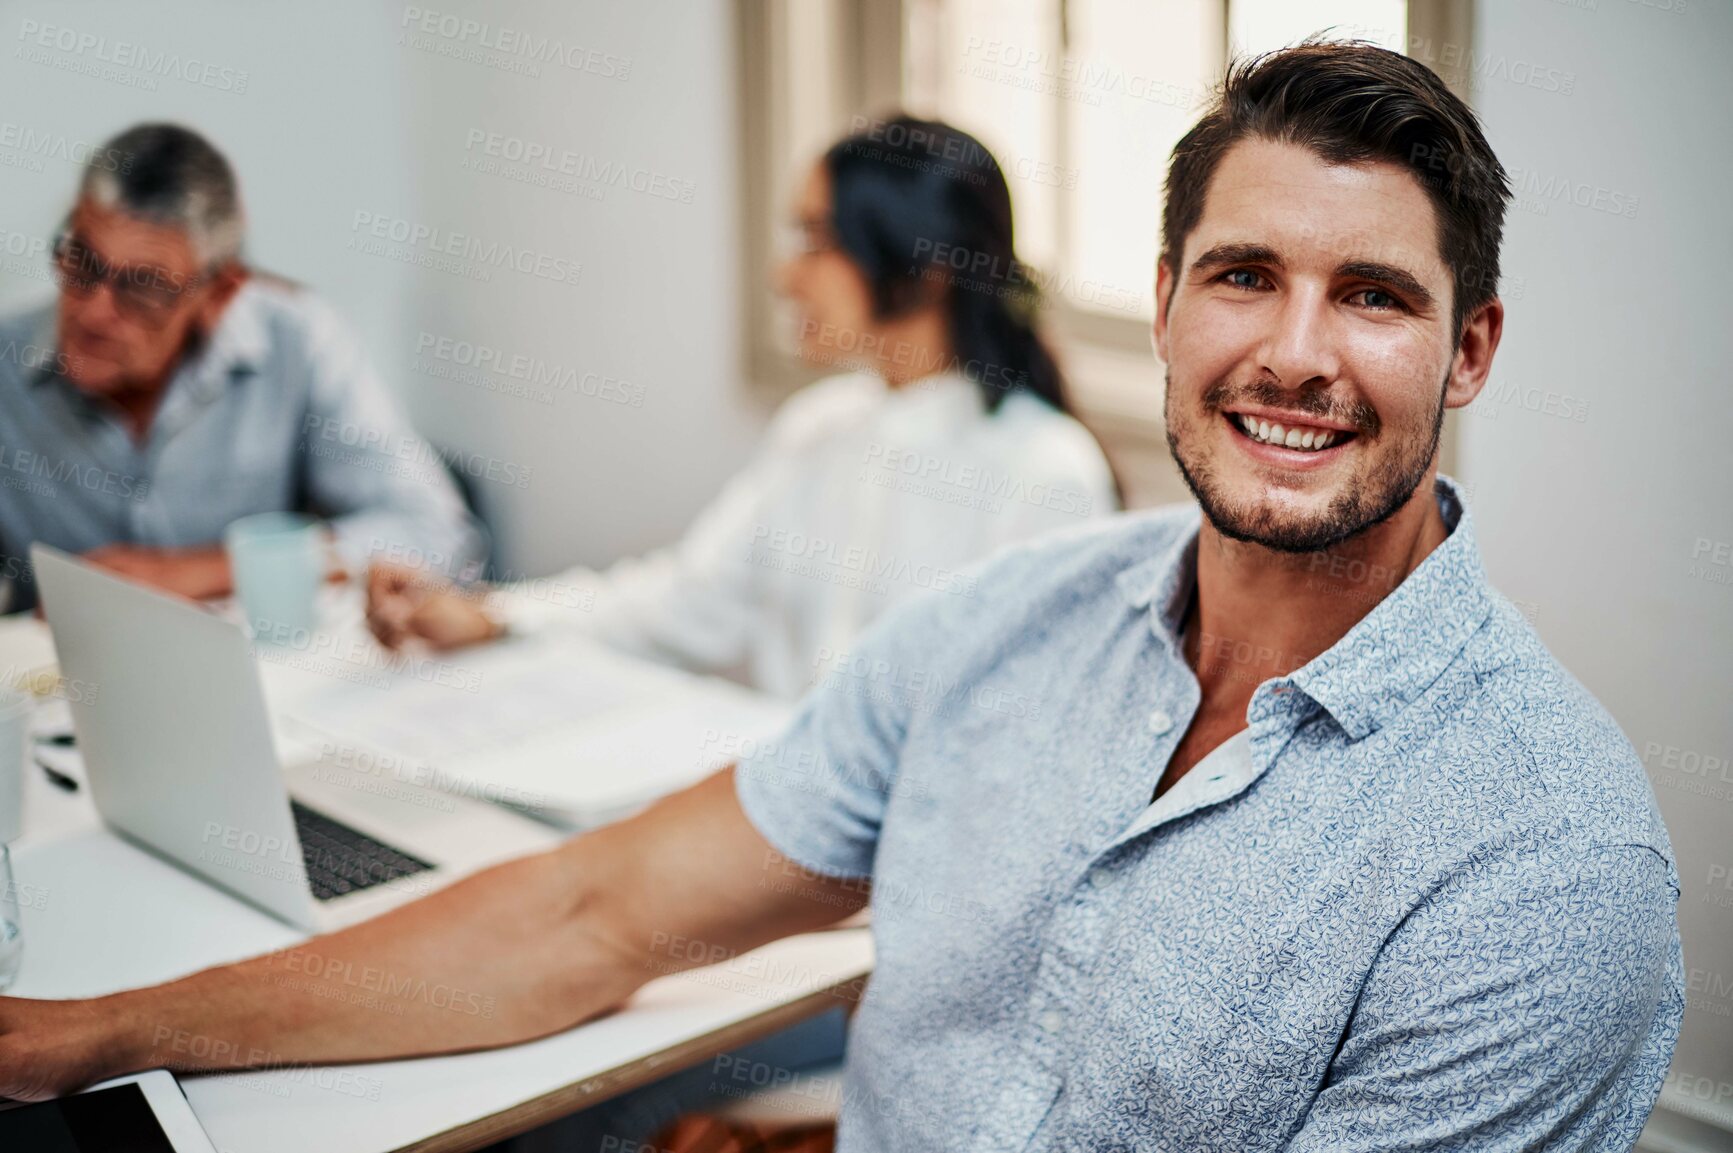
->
<box><xmin>1222</xmin><ymin>269</ymin><xmax>1265</xmax><ymax>290</ymax></box>
<box><xmin>1351</xmin><ymin>288</ymin><xmax>1403</xmax><ymax>311</ymax></box>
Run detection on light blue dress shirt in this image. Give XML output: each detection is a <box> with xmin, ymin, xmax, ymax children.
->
<box><xmin>738</xmin><ymin>475</ymin><xmax>1683</xmax><ymax>1152</ymax></box>
<box><xmin>0</xmin><ymin>281</ymin><xmax>483</xmax><ymax>611</ymax></box>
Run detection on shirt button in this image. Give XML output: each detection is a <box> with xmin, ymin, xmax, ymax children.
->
<box><xmin>1147</xmin><ymin>708</ymin><xmax>1173</xmax><ymax>735</ymax></box>
<box><xmin>1038</xmin><ymin>1009</ymin><xmax>1066</xmax><ymax>1035</ymax></box>
<box><xmin>1088</xmin><ymin>868</ymin><xmax>1110</xmax><ymax>889</ymax></box>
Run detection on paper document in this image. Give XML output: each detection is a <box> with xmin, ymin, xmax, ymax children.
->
<box><xmin>261</xmin><ymin>632</ymin><xmax>792</xmax><ymax>828</ymax></box>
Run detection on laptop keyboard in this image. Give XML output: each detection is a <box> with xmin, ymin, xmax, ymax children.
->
<box><xmin>291</xmin><ymin>801</ymin><xmax>433</xmax><ymax>901</ymax></box>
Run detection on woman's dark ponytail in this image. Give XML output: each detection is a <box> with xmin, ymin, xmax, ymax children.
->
<box><xmin>823</xmin><ymin>115</ymin><xmax>1072</xmax><ymax>416</ymax></box>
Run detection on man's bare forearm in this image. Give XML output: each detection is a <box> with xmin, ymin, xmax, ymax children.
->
<box><xmin>0</xmin><ymin>769</ymin><xmax>867</xmax><ymax>1099</ymax></box>
<box><xmin>99</xmin><ymin>831</ymin><xmax>636</xmax><ymax>1080</ymax></box>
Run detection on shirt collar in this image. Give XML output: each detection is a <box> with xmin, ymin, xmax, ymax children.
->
<box><xmin>1114</xmin><ymin>503</ymin><xmax>1202</xmax><ymax>652</ymax></box>
<box><xmin>24</xmin><ymin>305</ymin><xmax>61</xmax><ymax>385</ymax></box>
<box><xmin>1118</xmin><ymin>475</ymin><xmax>1494</xmax><ymax>740</ymax></box>
<box><xmin>182</xmin><ymin>278</ymin><xmax>268</xmax><ymax>393</ymax></box>
<box><xmin>873</xmin><ymin>370</ymin><xmax>984</xmax><ymax>432</ymax></box>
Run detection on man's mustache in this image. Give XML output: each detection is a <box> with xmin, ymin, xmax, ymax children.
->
<box><xmin>1201</xmin><ymin>379</ymin><xmax>1381</xmax><ymax>437</ymax></box>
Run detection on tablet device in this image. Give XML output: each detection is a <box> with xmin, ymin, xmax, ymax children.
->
<box><xmin>0</xmin><ymin>1069</ymin><xmax>218</xmax><ymax>1152</ymax></box>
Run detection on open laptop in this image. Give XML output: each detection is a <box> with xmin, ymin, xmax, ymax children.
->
<box><xmin>32</xmin><ymin>543</ymin><xmax>562</xmax><ymax>933</ymax></box>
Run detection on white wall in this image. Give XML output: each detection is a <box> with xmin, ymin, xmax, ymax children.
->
<box><xmin>0</xmin><ymin>0</ymin><xmax>766</xmax><ymax>576</ymax></box>
<box><xmin>1462</xmin><ymin>1</ymin><xmax>1733</xmax><ymax>1145</ymax></box>
<box><xmin>392</xmin><ymin>0</ymin><xmax>765</xmax><ymax>576</ymax></box>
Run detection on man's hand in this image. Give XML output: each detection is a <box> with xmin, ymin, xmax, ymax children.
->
<box><xmin>80</xmin><ymin>544</ymin><xmax>232</xmax><ymax>601</ymax></box>
<box><xmin>0</xmin><ymin>997</ymin><xmax>115</xmax><ymax>1102</ymax></box>
<box><xmin>365</xmin><ymin>561</ymin><xmax>502</xmax><ymax>651</ymax></box>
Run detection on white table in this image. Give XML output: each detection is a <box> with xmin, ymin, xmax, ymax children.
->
<box><xmin>1</xmin><ymin>614</ymin><xmax>872</xmax><ymax>1153</ymax></box>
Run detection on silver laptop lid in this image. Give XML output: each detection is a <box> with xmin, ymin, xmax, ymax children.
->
<box><xmin>31</xmin><ymin>544</ymin><xmax>318</xmax><ymax>928</ymax></box>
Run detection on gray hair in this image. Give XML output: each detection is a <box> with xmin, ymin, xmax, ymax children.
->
<box><xmin>78</xmin><ymin>123</ymin><xmax>244</xmax><ymax>267</ymax></box>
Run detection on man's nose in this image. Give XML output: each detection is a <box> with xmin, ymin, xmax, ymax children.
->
<box><xmin>1257</xmin><ymin>286</ymin><xmax>1340</xmax><ymax>390</ymax></box>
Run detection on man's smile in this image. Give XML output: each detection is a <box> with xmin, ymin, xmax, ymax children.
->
<box><xmin>1219</xmin><ymin>403</ymin><xmax>1361</xmax><ymax>470</ymax></box>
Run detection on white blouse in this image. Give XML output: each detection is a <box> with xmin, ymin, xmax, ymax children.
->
<box><xmin>494</xmin><ymin>371</ymin><xmax>1117</xmax><ymax>699</ymax></box>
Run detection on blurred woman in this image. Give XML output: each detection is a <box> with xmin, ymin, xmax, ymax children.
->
<box><xmin>368</xmin><ymin>115</ymin><xmax>1117</xmax><ymax>698</ymax></box>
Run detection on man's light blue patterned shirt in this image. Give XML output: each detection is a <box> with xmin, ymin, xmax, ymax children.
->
<box><xmin>738</xmin><ymin>476</ymin><xmax>1683</xmax><ymax>1152</ymax></box>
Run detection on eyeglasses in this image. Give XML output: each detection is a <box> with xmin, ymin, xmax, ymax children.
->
<box><xmin>51</xmin><ymin>233</ymin><xmax>209</xmax><ymax>319</ymax></box>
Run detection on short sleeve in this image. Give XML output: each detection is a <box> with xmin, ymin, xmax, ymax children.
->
<box><xmin>1289</xmin><ymin>842</ymin><xmax>1684</xmax><ymax>1152</ymax></box>
<box><xmin>733</xmin><ymin>581</ymin><xmax>947</xmax><ymax>880</ymax></box>
<box><xmin>735</xmin><ymin>512</ymin><xmax>1119</xmax><ymax>881</ymax></box>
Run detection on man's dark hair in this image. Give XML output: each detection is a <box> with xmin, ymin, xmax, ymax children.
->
<box><xmin>1161</xmin><ymin>39</ymin><xmax>1512</xmax><ymax>340</ymax></box>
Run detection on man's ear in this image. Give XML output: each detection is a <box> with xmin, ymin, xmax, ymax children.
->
<box><xmin>1444</xmin><ymin>295</ymin><xmax>1504</xmax><ymax>410</ymax></box>
<box><xmin>191</xmin><ymin>265</ymin><xmax>248</xmax><ymax>339</ymax></box>
<box><xmin>1152</xmin><ymin>257</ymin><xmax>1174</xmax><ymax>363</ymax></box>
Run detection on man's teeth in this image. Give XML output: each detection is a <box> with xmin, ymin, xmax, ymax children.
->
<box><xmin>1237</xmin><ymin>414</ymin><xmax>1340</xmax><ymax>451</ymax></box>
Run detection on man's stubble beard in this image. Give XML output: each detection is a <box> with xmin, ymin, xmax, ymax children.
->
<box><xmin>1163</xmin><ymin>369</ymin><xmax>1447</xmax><ymax>554</ymax></box>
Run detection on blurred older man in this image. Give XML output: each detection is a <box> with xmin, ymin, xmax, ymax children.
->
<box><xmin>0</xmin><ymin>122</ymin><xmax>482</xmax><ymax>612</ymax></box>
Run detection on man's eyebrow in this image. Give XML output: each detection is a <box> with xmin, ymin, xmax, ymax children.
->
<box><xmin>1337</xmin><ymin>260</ymin><xmax>1437</xmax><ymax>310</ymax></box>
<box><xmin>1188</xmin><ymin>242</ymin><xmax>1283</xmax><ymax>276</ymax></box>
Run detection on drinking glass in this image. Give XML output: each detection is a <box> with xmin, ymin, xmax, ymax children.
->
<box><xmin>0</xmin><ymin>687</ymin><xmax>28</xmax><ymax>844</ymax></box>
<box><xmin>0</xmin><ymin>845</ymin><xmax>22</xmax><ymax>991</ymax></box>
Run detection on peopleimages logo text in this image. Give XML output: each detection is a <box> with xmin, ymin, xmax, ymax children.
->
<box><xmin>463</xmin><ymin>130</ymin><xmax>694</xmax><ymax>203</ymax></box>
<box><xmin>415</xmin><ymin>332</ymin><xmax>644</xmax><ymax>407</ymax></box>
<box><xmin>0</xmin><ymin>121</ymin><xmax>132</xmax><ymax>171</ymax></box>
<box><xmin>15</xmin><ymin>19</ymin><xmax>250</xmax><ymax>92</ymax></box>
<box><xmin>349</xmin><ymin>212</ymin><xmax>581</xmax><ymax>287</ymax></box>
<box><xmin>399</xmin><ymin>7</ymin><xmax>630</xmax><ymax>78</ymax></box>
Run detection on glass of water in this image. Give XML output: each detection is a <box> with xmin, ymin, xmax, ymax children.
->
<box><xmin>0</xmin><ymin>844</ymin><xmax>21</xmax><ymax>991</ymax></box>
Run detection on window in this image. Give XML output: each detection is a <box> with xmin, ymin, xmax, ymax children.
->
<box><xmin>902</xmin><ymin>0</ymin><xmax>1405</xmax><ymax>334</ymax></box>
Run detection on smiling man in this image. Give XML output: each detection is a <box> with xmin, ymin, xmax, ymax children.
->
<box><xmin>0</xmin><ymin>44</ymin><xmax>1681</xmax><ymax>1153</ymax></box>
<box><xmin>0</xmin><ymin>123</ymin><xmax>481</xmax><ymax>612</ymax></box>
